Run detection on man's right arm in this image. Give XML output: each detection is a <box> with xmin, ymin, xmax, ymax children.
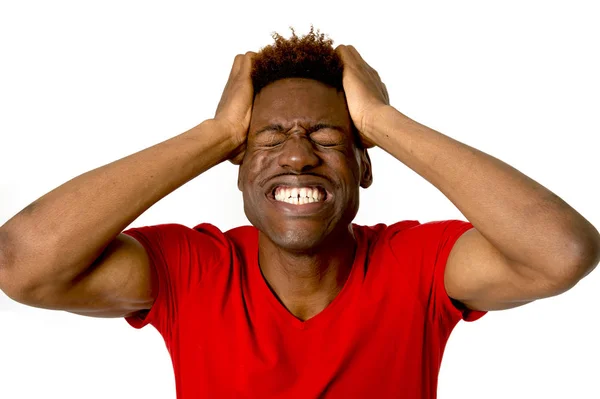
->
<box><xmin>0</xmin><ymin>118</ymin><xmax>235</xmax><ymax>317</ymax></box>
<box><xmin>0</xmin><ymin>50</ymin><xmax>256</xmax><ymax>318</ymax></box>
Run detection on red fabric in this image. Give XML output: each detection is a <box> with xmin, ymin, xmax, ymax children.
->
<box><xmin>123</xmin><ymin>220</ymin><xmax>486</xmax><ymax>398</ymax></box>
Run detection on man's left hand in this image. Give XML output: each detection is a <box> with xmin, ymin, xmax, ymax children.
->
<box><xmin>335</xmin><ymin>45</ymin><xmax>390</xmax><ymax>148</ymax></box>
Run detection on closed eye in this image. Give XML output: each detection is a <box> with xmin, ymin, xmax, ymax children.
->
<box><xmin>252</xmin><ymin>123</ymin><xmax>348</xmax><ymax>148</ymax></box>
<box><xmin>309</xmin><ymin>125</ymin><xmax>346</xmax><ymax>147</ymax></box>
<box><xmin>263</xmin><ymin>137</ymin><xmax>286</xmax><ymax>147</ymax></box>
<box><xmin>255</xmin><ymin>131</ymin><xmax>286</xmax><ymax>147</ymax></box>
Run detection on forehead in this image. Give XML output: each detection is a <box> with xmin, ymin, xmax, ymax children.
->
<box><xmin>250</xmin><ymin>78</ymin><xmax>350</xmax><ymax>129</ymax></box>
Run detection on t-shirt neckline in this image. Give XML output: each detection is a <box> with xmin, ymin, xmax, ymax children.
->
<box><xmin>250</xmin><ymin>224</ymin><xmax>365</xmax><ymax>330</ymax></box>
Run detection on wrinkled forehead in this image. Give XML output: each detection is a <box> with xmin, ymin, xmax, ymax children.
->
<box><xmin>250</xmin><ymin>78</ymin><xmax>351</xmax><ymax>133</ymax></box>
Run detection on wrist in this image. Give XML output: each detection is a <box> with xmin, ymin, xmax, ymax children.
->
<box><xmin>210</xmin><ymin>118</ymin><xmax>248</xmax><ymax>146</ymax></box>
<box><xmin>363</xmin><ymin>105</ymin><xmax>407</xmax><ymax>145</ymax></box>
<box><xmin>192</xmin><ymin>119</ymin><xmax>243</xmax><ymax>161</ymax></box>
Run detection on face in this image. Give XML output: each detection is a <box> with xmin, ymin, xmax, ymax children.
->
<box><xmin>238</xmin><ymin>78</ymin><xmax>372</xmax><ymax>252</ymax></box>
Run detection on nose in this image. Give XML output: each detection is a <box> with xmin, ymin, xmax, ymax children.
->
<box><xmin>277</xmin><ymin>131</ymin><xmax>320</xmax><ymax>173</ymax></box>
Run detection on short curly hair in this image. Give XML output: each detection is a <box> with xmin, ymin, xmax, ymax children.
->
<box><xmin>251</xmin><ymin>26</ymin><xmax>343</xmax><ymax>95</ymax></box>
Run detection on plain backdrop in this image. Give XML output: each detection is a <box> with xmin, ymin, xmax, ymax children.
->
<box><xmin>1</xmin><ymin>1</ymin><xmax>599</xmax><ymax>398</ymax></box>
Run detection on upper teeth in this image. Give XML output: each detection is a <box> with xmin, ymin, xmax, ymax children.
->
<box><xmin>274</xmin><ymin>186</ymin><xmax>325</xmax><ymax>205</ymax></box>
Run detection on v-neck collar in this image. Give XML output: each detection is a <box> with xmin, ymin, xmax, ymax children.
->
<box><xmin>248</xmin><ymin>224</ymin><xmax>365</xmax><ymax>330</ymax></box>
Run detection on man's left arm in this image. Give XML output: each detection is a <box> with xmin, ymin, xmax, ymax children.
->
<box><xmin>336</xmin><ymin>45</ymin><xmax>600</xmax><ymax>312</ymax></box>
<box><xmin>371</xmin><ymin>106</ymin><xmax>599</xmax><ymax>311</ymax></box>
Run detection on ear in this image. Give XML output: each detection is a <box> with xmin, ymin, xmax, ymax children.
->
<box><xmin>359</xmin><ymin>148</ymin><xmax>373</xmax><ymax>189</ymax></box>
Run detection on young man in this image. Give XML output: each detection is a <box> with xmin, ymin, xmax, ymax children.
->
<box><xmin>0</xmin><ymin>28</ymin><xmax>598</xmax><ymax>398</ymax></box>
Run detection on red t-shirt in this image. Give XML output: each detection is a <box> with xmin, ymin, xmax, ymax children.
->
<box><xmin>123</xmin><ymin>220</ymin><xmax>486</xmax><ymax>398</ymax></box>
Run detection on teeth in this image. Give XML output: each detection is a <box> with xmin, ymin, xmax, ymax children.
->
<box><xmin>273</xmin><ymin>186</ymin><xmax>326</xmax><ymax>205</ymax></box>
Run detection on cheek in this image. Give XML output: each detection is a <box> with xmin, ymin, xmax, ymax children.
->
<box><xmin>332</xmin><ymin>153</ymin><xmax>361</xmax><ymax>184</ymax></box>
<box><xmin>241</xmin><ymin>152</ymin><xmax>275</xmax><ymax>191</ymax></box>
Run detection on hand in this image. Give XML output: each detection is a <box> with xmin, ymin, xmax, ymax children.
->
<box><xmin>214</xmin><ymin>51</ymin><xmax>256</xmax><ymax>164</ymax></box>
<box><xmin>335</xmin><ymin>45</ymin><xmax>390</xmax><ymax>148</ymax></box>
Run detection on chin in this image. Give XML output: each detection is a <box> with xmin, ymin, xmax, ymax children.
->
<box><xmin>267</xmin><ymin>227</ymin><xmax>327</xmax><ymax>253</ymax></box>
<box><xmin>246</xmin><ymin>202</ymin><xmax>358</xmax><ymax>252</ymax></box>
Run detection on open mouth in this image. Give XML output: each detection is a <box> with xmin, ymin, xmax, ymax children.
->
<box><xmin>271</xmin><ymin>185</ymin><xmax>328</xmax><ymax>205</ymax></box>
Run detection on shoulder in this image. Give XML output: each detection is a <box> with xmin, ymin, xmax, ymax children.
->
<box><xmin>124</xmin><ymin>222</ymin><xmax>249</xmax><ymax>267</ymax></box>
<box><xmin>356</xmin><ymin>219</ymin><xmax>481</xmax><ymax>322</ymax></box>
<box><xmin>190</xmin><ymin>223</ymin><xmax>261</xmax><ymax>261</ymax></box>
<box><xmin>353</xmin><ymin>219</ymin><xmax>473</xmax><ymax>273</ymax></box>
<box><xmin>352</xmin><ymin>220</ymin><xmax>421</xmax><ymax>250</ymax></box>
<box><xmin>383</xmin><ymin>219</ymin><xmax>473</xmax><ymax>248</ymax></box>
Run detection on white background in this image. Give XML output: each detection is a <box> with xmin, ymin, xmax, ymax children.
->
<box><xmin>1</xmin><ymin>1</ymin><xmax>599</xmax><ymax>398</ymax></box>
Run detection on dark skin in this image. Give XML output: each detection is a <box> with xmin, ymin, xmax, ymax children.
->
<box><xmin>0</xmin><ymin>39</ymin><xmax>597</xmax><ymax>398</ymax></box>
<box><xmin>231</xmin><ymin>45</ymin><xmax>599</xmax><ymax>319</ymax></box>
<box><xmin>238</xmin><ymin>78</ymin><xmax>372</xmax><ymax>320</ymax></box>
<box><xmin>0</xmin><ymin>46</ymin><xmax>597</xmax><ymax>326</ymax></box>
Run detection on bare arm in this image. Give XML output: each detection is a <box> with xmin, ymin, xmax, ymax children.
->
<box><xmin>335</xmin><ymin>44</ymin><xmax>600</xmax><ymax>311</ymax></box>
<box><xmin>0</xmin><ymin>119</ymin><xmax>233</xmax><ymax>314</ymax></box>
<box><xmin>0</xmin><ymin>51</ymin><xmax>256</xmax><ymax>317</ymax></box>
<box><xmin>370</xmin><ymin>107</ymin><xmax>600</xmax><ymax>310</ymax></box>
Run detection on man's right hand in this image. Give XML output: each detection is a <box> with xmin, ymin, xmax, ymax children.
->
<box><xmin>214</xmin><ymin>51</ymin><xmax>257</xmax><ymax>165</ymax></box>
<box><xmin>0</xmin><ymin>52</ymin><xmax>257</xmax><ymax>316</ymax></box>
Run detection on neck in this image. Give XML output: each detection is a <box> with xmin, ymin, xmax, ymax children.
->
<box><xmin>257</xmin><ymin>225</ymin><xmax>357</xmax><ymax>321</ymax></box>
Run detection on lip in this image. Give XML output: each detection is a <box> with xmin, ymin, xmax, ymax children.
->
<box><xmin>267</xmin><ymin>195</ymin><xmax>332</xmax><ymax>216</ymax></box>
<box><xmin>265</xmin><ymin>176</ymin><xmax>333</xmax><ymax>199</ymax></box>
<box><xmin>264</xmin><ymin>176</ymin><xmax>334</xmax><ymax>216</ymax></box>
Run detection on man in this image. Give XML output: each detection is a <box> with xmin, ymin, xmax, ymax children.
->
<box><xmin>0</xmin><ymin>28</ymin><xmax>598</xmax><ymax>398</ymax></box>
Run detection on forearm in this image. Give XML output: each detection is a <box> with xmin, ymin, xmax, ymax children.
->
<box><xmin>0</xmin><ymin>118</ymin><xmax>236</xmax><ymax>284</ymax></box>
<box><xmin>367</xmin><ymin>105</ymin><xmax>600</xmax><ymax>275</ymax></box>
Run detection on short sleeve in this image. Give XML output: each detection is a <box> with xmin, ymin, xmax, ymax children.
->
<box><xmin>427</xmin><ymin>220</ymin><xmax>487</xmax><ymax>324</ymax></box>
<box><xmin>122</xmin><ymin>223</ymin><xmax>228</xmax><ymax>338</ymax></box>
<box><xmin>388</xmin><ymin>219</ymin><xmax>487</xmax><ymax>326</ymax></box>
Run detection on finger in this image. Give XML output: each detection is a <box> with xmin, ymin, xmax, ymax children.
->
<box><xmin>225</xmin><ymin>54</ymin><xmax>243</xmax><ymax>82</ymax></box>
<box><xmin>347</xmin><ymin>45</ymin><xmax>366</xmax><ymax>63</ymax></box>
<box><xmin>334</xmin><ymin>44</ymin><xmax>346</xmax><ymax>53</ymax></box>
<box><xmin>361</xmin><ymin>135</ymin><xmax>376</xmax><ymax>149</ymax></box>
<box><xmin>382</xmin><ymin>83</ymin><xmax>390</xmax><ymax>104</ymax></box>
<box><xmin>239</xmin><ymin>51</ymin><xmax>257</xmax><ymax>76</ymax></box>
<box><xmin>351</xmin><ymin>46</ymin><xmax>379</xmax><ymax>74</ymax></box>
<box><xmin>338</xmin><ymin>44</ymin><xmax>375</xmax><ymax>74</ymax></box>
<box><xmin>334</xmin><ymin>44</ymin><xmax>353</xmax><ymax>64</ymax></box>
<box><xmin>228</xmin><ymin>144</ymin><xmax>247</xmax><ymax>165</ymax></box>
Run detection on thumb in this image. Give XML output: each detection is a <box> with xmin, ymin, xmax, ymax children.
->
<box><xmin>228</xmin><ymin>143</ymin><xmax>246</xmax><ymax>165</ymax></box>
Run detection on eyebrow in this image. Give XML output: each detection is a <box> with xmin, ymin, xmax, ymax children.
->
<box><xmin>254</xmin><ymin>122</ymin><xmax>346</xmax><ymax>136</ymax></box>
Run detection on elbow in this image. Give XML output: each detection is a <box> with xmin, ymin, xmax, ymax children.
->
<box><xmin>572</xmin><ymin>221</ymin><xmax>600</xmax><ymax>277</ymax></box>
<box><xmin>0</xmin><ymin>227</ymin><xmax>49</xmax><ymax>303</ymax></box>
<box><xmin>0</xmin><ymin>228</ymin><xmax>20</xmax><ymax>300</ymax></box>
<box><xmin>0</xmin><ymin>227</ymin><xmax>75</xmax><ymax>306</ymax></box>
<box><xmin>572</xmin><ymin>229</ymin><xmax>600</xmax><ymax>280</ymax></box>
<box><xmin>550</xmin><ymin>227</ymin><xmax>600</xmax><ymax>289</ymax></box>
